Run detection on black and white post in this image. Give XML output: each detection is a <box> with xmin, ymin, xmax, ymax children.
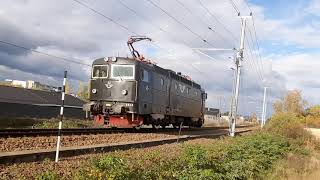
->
<box><xmin>55</xmin><ymin>71</ymin><xmax>67</xmax><ymax>163</ymax></box>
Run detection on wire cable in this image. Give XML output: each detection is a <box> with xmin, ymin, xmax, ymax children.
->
<box><xmin>244</xmin><ymin>0</ymin><xmax>253</xmax><ymax>12</ymax></box>
<box><xmin>71</xmin><ymin>0</ymin><xmax>140</xmax><ymax>35</ymax></box>
<box><xmin>228</xmin><ymin>0</ymin><xmax>240</xmax><ymax>15</ymax></box>
<box><xmin>197</xmin><ymin>0</ymin><xmax>239</xmax><ymax>42</ymax></box>
<box><xmin>0</xmin><ymin>40</ymin><xmax>91</xmax><ymax>67</ymax></box>
<box><xmin>117</xmin><ymin>0</ymin><xmax>190</xmax><ymax>45</ymax></box>
<box><xmin>243</xmin><ymin>1</ymin><xmax>265</xmax><ymax>80</ymax></box>
<box><xmin>174</xmin><ymin>0</ymin><xmax>235</xmax><ymax>47</ymax></box>
<box><xmin>246</xmin><ymin>25</ymin><xmax>265</xmax><ymax>79</ymax></box>
<box><xmin>145</xmin><ymin>0</ymin><xmax>215</xmax><ymax>46</ymax></box>
<box><xmin>244</xmin><ymin>38</ymin><xmax>263</xmax><ymax>82</ymax></box>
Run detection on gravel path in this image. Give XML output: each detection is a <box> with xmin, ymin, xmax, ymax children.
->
<box><xmin>0</xmin><ymin>128</ymin><xmax>234</xmax><ymax>152</ymax></box>
<box><xmin>0</xmin><ymin>133</ymin><xmax>177</xmax><ymax>152</ymax></box>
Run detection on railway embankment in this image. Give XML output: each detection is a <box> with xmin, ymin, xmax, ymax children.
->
<box><xmin>2</xmin><ymin>108</ymin><xmax>320</xmax><ymax>179</ymax></box>
<box><xmin>0</xmin><ymin>128</ymin><xmax>294</xmax><ymax>179</ymax></box>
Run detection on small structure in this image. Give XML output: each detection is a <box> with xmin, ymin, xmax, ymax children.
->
<box><xmin>0</xmin><ymin>85</ymin><xmax>85</xmax><ymax>119</ymax></box>
<box><xmin>4</xmin><ymin>79</ymin><xmax>61</xmax><ymax>91</ymax></box>
<box><xmin>204</xmin><ymin>108</ymin><xmax>223</xmax><ymax>126</ymax></box>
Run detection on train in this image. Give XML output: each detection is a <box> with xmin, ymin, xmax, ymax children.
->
<box><xmin>83</xmin><ymin>36</ymin><xmax>207</xmax><ymax>128</ymax></box>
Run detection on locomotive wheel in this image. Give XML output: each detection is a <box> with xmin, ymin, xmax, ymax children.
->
<box><xmin>152</xmin><ymin>124</ymin><xmax>161</xmax><ymax>129</ymax></box>
<box><xmin>161</xmin><ymin>125</ymin><xmax>166</xmax><ymax>129</ymax></box>
<box><xmin>172</xmin><ymin>124</ymin><xmax>179</xmax><ymax>129</ymax></box>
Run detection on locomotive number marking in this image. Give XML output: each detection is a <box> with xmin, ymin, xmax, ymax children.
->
<box><xmin>179</xmin><ymin>84</ymin><xmax>185</xmax><ymax>93</ymax></box>
<box><xmin>105</xmin><ymin>81</ymin><xmax>113</xmax><ymax>88</ymax></box>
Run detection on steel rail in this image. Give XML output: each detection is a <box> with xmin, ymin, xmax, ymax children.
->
<box><xmin>0</xmin><ymin>125</ymin><xmax>254</xmax><ymax>137</ymax></box>
<box><xmin>0</xmin><ymin>129</ymin><xmax>252</xmax><ymax>164</ymax></box>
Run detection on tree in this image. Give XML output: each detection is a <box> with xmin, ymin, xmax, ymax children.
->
<box><xmin>307</xmin><ymin>105</ymin><xmax>320</xmax><ymax>117</ymax></box>
<box><xmin>283</xmin><ymin>90</ymin><xmax>306</xmax><ymax>115</ymax></box>
<box><xmin>77</xmin><ymin>81</ymin><xmax>89</xmax><ymax>101</ymax></box>
<box><xmin>77</xmin><ymin>81</ymin><xmax>84</xmax><ymax>97</ymax></box>
<box><xmin>249</xmin><ymin>112</ymin><xmax>258</xmax><ymax>123</ymax></box>
<box><xmin>272</xmin><ymin>90</ymin><xmax>306</xmax><ymax>115</ymax></box>
<box><xmin>65</xmin><ymin>81</ymin><xmax>71</xmax><ymax>94</ymax></box>
<box><xmin>273</xmin><ymin>100</ymin><xmax>284</xmax><ymax>114</ymax></box>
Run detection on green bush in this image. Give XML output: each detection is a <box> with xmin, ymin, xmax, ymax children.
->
<box><xmin>32</xmin><ymin>133</ymin><xmax>293</xmax><ymax>180</ymax></box>
<box><xmin>36</xmin><ymin>171</ymin><xmax>58</xmax><ymax>180</ymax></box>
<box><xmin>92</xmin><ymin>155</ymin><xmax>132</xmax><ymax>179</ymax></box>
<box><xmin>32</xmin><ymin>119</ymin><xmax>93</xmax><ymax>129</ymax></box>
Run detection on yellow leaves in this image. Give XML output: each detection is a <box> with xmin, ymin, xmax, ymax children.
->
<box><xmin>273</xmin><ymin>89</ymin><xmax>306</xmax><ymax>116</ymax></box>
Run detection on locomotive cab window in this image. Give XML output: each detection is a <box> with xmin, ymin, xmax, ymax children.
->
<box><xmin>111</xmin><ymin>64</ymin><xmax>135</xmax><ymax>79</ymax></box>
<box><xmin>160</xmin><ymin>78</ymin><xmax>164</xmax><ymax>86</ymax></box>
<box><xmin>140</xmin><ymin>69</ymin><xmax>150</xmax><ymax>82</ymax></box>
<box><xmin>92</xmin><ymin>65</ymin><xmax>108</xmax><ymax>79</ymax></box>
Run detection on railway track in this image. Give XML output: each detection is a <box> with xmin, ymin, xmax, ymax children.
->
<box><xmin>0</xmin><ymin>129</ymin><xmax>252</xmax><ymax>164</ymax></box>
<box><xmin>0</xmin><ymin>125</ymin><xmax>253</xmax><ymax>137</ymax></box>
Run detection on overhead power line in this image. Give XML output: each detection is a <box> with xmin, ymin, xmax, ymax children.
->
<box><xmin>246</xmin><ymin>25</ymin><xmax>264</xmax><ymax>79</ymax></box>
<box><xmin>243</xmin><ymin>1</ymin><xmax>265</xmax><ymax>80</ymax></box>
<box><xmin>73</xmin><ymin>0</ymin><xmax>209</xmax><ymax>77</ymax></box>
<box><xmin>145</xmin><ymin>0</ymin><xmax>215</xmax><ymax>46</ymax></box>
<box><xmin>71</xmin><ymin>0</ymin><xmax>140</xmax><ymax>35</ymax></box>
<box><xmin>197</xmin><ymin>0</ymin><xmax>239</xmax><ymax>42</ymax></box>
<box><xmin>174</xmin><ymin>0</ymin><xmax>235</xmax><ymax>48</ymax></box>
<box><xmin>244</xmin><ymin>41</ymin><xmax>263</xmax><ymax>82</ymax></box>
<box><xmin>117</xmin><ymin>0</ymin><xmax>190</xmax><ymax>45</ymax></box>
<box><xmin>0</xmin><ymin>40</ymin><xmax>91</xmax><ymax>67</ymax></box>
<box><xmin>228</xmin><ymin>0</ymin><xmax>240</xmax><ymax>15</ymax></box>
<box><xmin>71</xmin><ymin>0</ymin><xmax>168</xmax><ymax>58</ymax></box>
<box><xmin>244</xmin><ymin>0</ymin><xmax>253</xmax><ymax>12</ymax></box>
<box><xmin>251</xmin><ymin>18</ymin><xmax>264</xmax><ymax>74</ymax></box>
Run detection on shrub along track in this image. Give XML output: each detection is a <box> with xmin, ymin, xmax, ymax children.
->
<box><xmin>0</xmin><ymin>127</ymin><xmax>253</xmax><ymax>164</ymax></box>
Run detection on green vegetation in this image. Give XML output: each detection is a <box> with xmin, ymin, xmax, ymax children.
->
<box><xmin>32</xmin><ymin>119</ymin><xmax>93</xmax><ymax>129</ymax></box>
<box><xmin>71</xmin><ymin>89</ymin><xmax>320</xmax><ymax>179</ymax></box>
<box><xmin>70</xmin><ymin>133</ymin><xmax>290</xmax><ymax>180</ymax></box>
<box><xmin>36</xmin><ymin>171</ymin><xmax>58</xmax><ymax>180</ymax></box>
<box><xmin>0</xmin><ymin>118</ymin><xmax>93</xmax><ymax>129</ymax></box>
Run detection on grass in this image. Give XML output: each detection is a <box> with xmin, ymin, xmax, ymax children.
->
<box><xmin>32</xmin><ymin>119</ymin><xmax>93</xmax><ymax>129</ymax></box>
<box><xmin>35</xmin><ymin>111</ymin><xmax>320</xmax><ymax>179</ymax></box>
<box><xmin>0</xmin><ymin>117</ymin><xmax>93</xmax><ymax>129</ymax></box>
<box><xmin>35</xmin><ymin>132</ymin><xmax>293</xmax><ymax>180</ymax></box>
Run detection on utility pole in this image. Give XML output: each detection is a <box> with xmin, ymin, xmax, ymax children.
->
<box><xmin>229</xmin><ymin>15</ymin><xmax>251</xmax><ymax>137</ymax></box>
<box><xmin>261</xmin><ymin>87</ymin><xmax>268</xmax><ymax>128</ymax></box>
<box><xmin>229</xmin><ymin>67</ymin><xmax>236</xmax><ymax>127</ymax></box>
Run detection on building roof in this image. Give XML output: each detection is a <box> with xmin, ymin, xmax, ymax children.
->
<box><xmin>0</xmin><ymin>85</ymin><xmax>85</xmax><ymax>108</ymax></box>
<box><xmin>205</xmin><ymin>107</ymin><xmax>220</xmax><ymax>115</ymax></box>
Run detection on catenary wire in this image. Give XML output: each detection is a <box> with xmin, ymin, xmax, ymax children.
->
<box><xmin>0</xmin><ymin>40</ymin><xmax>91</xmax><ymax>67</ymax></box>
<box><xmin>197</xmin><ymin>0</ymin><xmax>239</xmax><ymax>43</ymax></box>
<box><xmin>246</xmin><ymin>24</ymin><xmax>265</xmax><ymax>79</ymax></box>
<box><xmin>228</xmin><ymin>0</ymin><xmax>240</xmax><ymax>14</ymax></box>
<box><xmin>145</xmin><ymin>0</ymin><xmax>216</xmax><ymax>46</ymax></box>
<box><xmin>174</xmin><ymin>0</ymin><xmax>235</xmax><ymax>48</ymax></box>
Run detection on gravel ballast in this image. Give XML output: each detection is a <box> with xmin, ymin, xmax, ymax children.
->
<box><xmin>0</xmin><ymin>133</ymin><xmax>177</xmax><ymax>152</ymax></box>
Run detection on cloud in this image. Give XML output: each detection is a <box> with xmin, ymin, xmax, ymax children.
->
<box><xmin>5</xmin><ymin>0</ymin><xmax>319</xmax><ymax>116</ymax></box>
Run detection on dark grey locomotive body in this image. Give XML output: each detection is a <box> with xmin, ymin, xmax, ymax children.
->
<box><xmin>87</xmin><ymin>57</ymin><xmax>207</xmax><ymax>128</ymax></box>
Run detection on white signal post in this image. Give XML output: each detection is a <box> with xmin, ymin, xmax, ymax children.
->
<box><xmin>229</xmin><ymin>15</ymin><xmax>251</xmax><ymax>137</ymax></box>
<box><xmin>55</xmin><ymin>71</ymin><xmax>67</xmax><ymax>163</ymax></box>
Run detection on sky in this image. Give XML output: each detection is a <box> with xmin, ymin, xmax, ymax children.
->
<box><xmin>0</xmin><ymin>0</ymin><xmax>319</xmax><ymax>118</ymax></box>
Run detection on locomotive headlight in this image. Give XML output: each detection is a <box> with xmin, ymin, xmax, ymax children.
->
<box><xmin>92</xmin><ymin>88</ymin><xmax>97</xmax><ymax>94</ymax></box>
<box><xmin>121</xmin><ymin>89</ymin><xmax>128</xmax><ymax>95</ymax></box>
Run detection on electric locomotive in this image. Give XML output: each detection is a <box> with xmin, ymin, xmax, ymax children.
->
<box><xmin>84</xmin><ymin>36</ymin><xmax>207</xmax><ymax>128</ymax></box>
